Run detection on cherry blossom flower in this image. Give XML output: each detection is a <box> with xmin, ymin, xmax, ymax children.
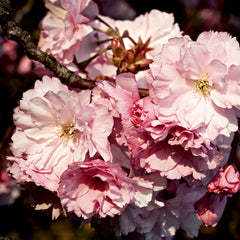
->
<box><xmin>38</xmin><ymin>0</ymin><xmax>98</xmax><ymax>65</ymax></box>
<box><xmin>110</xmin><ymin>173</ymin><xmax>167</xmax><ymax>237</ymax></box>
<box><xmin>147</xmin><ymin>31</ymin><xmax>240</xmax><ymax>146</ymax></box>
<box><xmin>4</xmin><ymin>0</ymin><xmax>240</xmax><ymax>237</ymax></box>
<box><xmin>98</xmin><ymin>73</ymin><xmax>224</xmax><ymax>180</ymax></box>
<box><xmin>8</xmin><ymin>76</ymin><xmax>113</xmax><ymax>191</ymax></box>
<box><xmin>194</xmin><ymin>193</ymin><xmax>227</xmax><ymax>227</ymax></box>
<box><xmin>129</xmin><ymin>172</ymin><xmax>167</xmax><ymax>208</ymax></box>
<box><xmin>207</xmin><ymin>164</ymin><xmax>240</xmax><ymax>197</ymax></box>
<box><xmin>58</xmin><ymin>159</ymin><xmax>135</xmax><ymax>219</ymax></box>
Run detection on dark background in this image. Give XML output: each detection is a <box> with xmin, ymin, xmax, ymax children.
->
<box><xmin>0</xmin><ymin>0</ymin><xmax>240</xmax><ymax>239</ymax></box>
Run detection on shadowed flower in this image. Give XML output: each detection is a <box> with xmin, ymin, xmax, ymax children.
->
<box><xmin>194</xmin><ymin>193</ymin><xmax>227</xmax><ymax>227</ymax></box>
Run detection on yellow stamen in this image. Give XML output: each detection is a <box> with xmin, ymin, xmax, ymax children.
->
<box><xmin>59</xmin><ymin>123</ymin><xmax>78</xmax><ymax>140</ymax></box>
<box><xmin>195</xmin><ymin>74</ymin><xmax>212</xmax><ymax>96</ymax></box>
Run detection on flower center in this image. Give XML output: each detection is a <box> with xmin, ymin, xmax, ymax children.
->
<box><xmin>195</xmin><ymin>74</ymin><xmax>212</xmax><ymax>96</ymax></box>
<box><xmin>59</xmin><ymin>123</ymin><xmax>78</xmax><ymax>140</ymax></box>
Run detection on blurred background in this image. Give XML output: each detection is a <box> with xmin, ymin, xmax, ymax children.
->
<box><xmin>1</xmin><ymin>0</ymin><xmax>240</xmax><ymax>239</ymax></box>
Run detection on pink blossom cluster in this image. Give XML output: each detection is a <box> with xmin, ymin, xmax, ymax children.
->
<box><xmin>6</xmin><ymin>0</ymin><xmax>240</xmax><ymax>239</ymax></box>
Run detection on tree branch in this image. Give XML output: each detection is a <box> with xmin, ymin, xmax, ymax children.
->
<box><xmin>0</xmin><ymin>0</ymin><xmax>95</xmax><ymax>89</ymax></box>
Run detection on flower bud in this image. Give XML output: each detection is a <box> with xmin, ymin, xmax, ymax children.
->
<box><xmin>207</xmin><ymin>164</ymin><xmax>240</xmax><ymax>197</ymax></box>
<box><xmin>111</xmin><ymin>38</ymin><xmax>126</xmax><ymax>59</ymax></box>
<box><xmin>194</xmin><ymin>193</ymin><xmax>227</xmax><ymax>227</ymax></box>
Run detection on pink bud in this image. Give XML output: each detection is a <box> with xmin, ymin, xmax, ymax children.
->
<box><xmin>194</xmin><ymin>193</ymin><xmax>227</xmax><ymax>227</ymax></box>
<box><xmin>207</xmin><ymin>165</ymin><xmax>240</xmax><ymax>197</ymax></box>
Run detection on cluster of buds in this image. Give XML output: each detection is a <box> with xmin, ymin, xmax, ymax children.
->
<box><xmin>108</xmin><ymin>35</ymin><xmax>153</xmax><ymax>74</ymax></box>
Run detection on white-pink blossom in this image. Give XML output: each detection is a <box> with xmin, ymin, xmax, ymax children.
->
<box><xmin>147</xmin><ymin>31</ymin><xmax>240</xmax><ymax>145</ymax></box>
<box><xmin>115</xmin><ymin>203</ymin><xmax>162</xmax><ymax>237</ymax></box>
<box><xmin>8</xmin><ymin>76</ymin><xmax>113</xmax><ymax>192</ymax></box>
<box><xmin>58</xmin><ymin>159</ymin><xmax>135</xmax><ymax>219</ymax></box>
<box><xmin>38</xmin><ymin>0</ymin><xmax>98</xmax><ymax>65</ymax></box>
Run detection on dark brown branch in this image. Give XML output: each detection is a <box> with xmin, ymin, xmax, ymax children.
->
<box><xmin>0</xmin><ymin>0</ymin><xmax>95</xmax><ymax>89</ymax></box>
<box><xmin>0</xmin><ymin>0</ymin><xmax>149</xmax><ymax>96</ymax></box>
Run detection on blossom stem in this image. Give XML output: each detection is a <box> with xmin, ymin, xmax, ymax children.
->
<box><xmin>78</xmin><ymin>46</ymin><xmax>111</xmax><ymax>70</ymax></box>
<box><xmin>95</xmin><ymin>16</ymin><xmax>114</xmax><ymax>31</ymax></box>
<box><xmin>97</xmin><ymin>38</ymin><xmax>113</xmax><ymax>45</ymax></box>
<box><xmin>126</xmin><ymin>34</ymin><xmax>137</xmax><ymax>45</ymax></box>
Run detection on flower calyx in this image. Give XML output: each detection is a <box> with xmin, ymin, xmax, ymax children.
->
<box><xmin>108</xmin><ymin>36</ymin><xmax>153</xmax><ymax>74</ymax></box>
